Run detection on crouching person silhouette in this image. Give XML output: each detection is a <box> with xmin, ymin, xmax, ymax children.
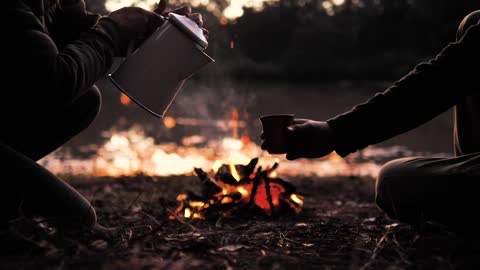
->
<box><xmin>261</xmin><ymin>11</ymin><xmax>480</xmax><ymax>232</ymax></box>
<box><xmin>2</xmin><ymin>0</ymin><xmax>206</xmax><ymax>230</ymax></box>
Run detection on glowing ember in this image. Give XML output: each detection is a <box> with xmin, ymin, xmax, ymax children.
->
<box><xmin>184</xmin><ymin>208</ymin><xmax>192</xmax><ymax>218</ymax></box>
<box><xmin>163</xmin><ymin>116</ymin><xmax>177</xmax><ymax>129</ymax></box>
<box><xmin>220</xmin><ymin>17</ymin><xmax>229</xmax><ymax>25</ymax></box>
<box><xmin>170</xmin><ymin>158</ymin><xmax>304</xmax><ymax>220</ymax></box>
<box><xmin>237</xmin><ymin>186</ymin><xmax>249</xmax><ymax>196</ymax></box>
<box><xmin>120</xmin><ymin>93</ymin><xmax>131</xmax><ymax>105</ymax></box>
<box><xmin>290</xmin><ymin>194</ymin><xmax>304</xmax><ymax>206</ymax></box>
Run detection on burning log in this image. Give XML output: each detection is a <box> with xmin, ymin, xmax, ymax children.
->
<box><xmin>170</xmin><ymin>158</ymin><xmax>304</xmax><ymax>220</ymax></box>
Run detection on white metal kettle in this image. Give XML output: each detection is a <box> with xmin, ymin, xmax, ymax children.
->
<box><xmin>109</xmin><ymin>13</ymin><xmax>214</xmax><ymax>118</ymax></box>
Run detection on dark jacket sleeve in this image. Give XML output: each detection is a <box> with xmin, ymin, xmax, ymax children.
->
<box><xmin>47</xmin><ymin>0</ymin><xmax>102</xmax><ymax>48</ymax></box>
<box><xmin>327</xmin><ymin>22</ymin><xmax>480</xmax><ymax>157</ymax></box>
<box><xmin>6</xmin><ymin>1</ymin><xmax>123</xmax><ymax>105</ymax></box>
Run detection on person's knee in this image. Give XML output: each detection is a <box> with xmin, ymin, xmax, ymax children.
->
<box><xmin>376</xmin><ymin>161</ymin><xmax>397</xmax><ymax>216</ymax></box>
<box><xmin>457</xmin><ymin>10</ymin><xmax>480</xmax><ymax>40</ymax></box>
<box><xmin>375</xmin><ymin>158</ymin><xmax>413</xmax><ymax>217</ymax></box>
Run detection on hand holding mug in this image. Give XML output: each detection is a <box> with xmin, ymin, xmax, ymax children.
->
<box><xmin>260</xmin><ymin>114</ymin><xmax>294</xmax><ymax>154</ymax></box>
<box><xmin>261</xmin><ymin>117</ymin><xmax>335</xmax><ymax>160</ymax></box>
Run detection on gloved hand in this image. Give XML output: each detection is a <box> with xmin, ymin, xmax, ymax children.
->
<box><xmin>58</xmin><ymin>0</ymin><xmax>87</xmax><ymax>15</ymax></box>
<box><xmin>154</xmin><ymin>0</ymin><xmax>209</xmax><ymax>40</ymax></box>
<box><xmin>106</xmin><ymin>0</ymin><xmax>209</xmax><ymax>44</ymax></box>
<box><xmin>106</xmin><ymin>7</ymin><xmax>164</xmax><ymax>42</ymax></box>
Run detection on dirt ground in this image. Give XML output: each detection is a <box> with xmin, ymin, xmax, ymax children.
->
<box><xmin>1</xmin><ymin>175</ymin><xmax>479</xmax><ymax>270</ymax></box>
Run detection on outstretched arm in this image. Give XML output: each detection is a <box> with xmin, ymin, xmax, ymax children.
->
<box><xmin>262</xmin><ymin>22</ymin><xmax>479</xmax><ymax>160</ymax></box>
<box><xmin>327</xmin><ymin>22</ymin><xmax>480</xmax><ymax>157</ymax></box>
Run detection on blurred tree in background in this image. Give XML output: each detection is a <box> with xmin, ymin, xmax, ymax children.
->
<box><xmin>86</xmin><ymin>0</ymin><xmax>479</xmax><ymax>81</ymax></box>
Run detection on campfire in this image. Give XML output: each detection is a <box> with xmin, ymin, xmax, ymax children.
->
<box><xmin>170</xmin><ymin>158</ymin><xmax>304</xmax><ymax>220</ymax></box>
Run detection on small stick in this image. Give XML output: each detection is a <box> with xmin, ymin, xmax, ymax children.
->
<box><xmin>125</xmin><ymin>191</ymin><xmax>144</xmax><ymax>213</ymax></box>
<box><xmin>166</xmin><ymin>209</ymin><xmax>215</xmax><ymax>246</ymax></box>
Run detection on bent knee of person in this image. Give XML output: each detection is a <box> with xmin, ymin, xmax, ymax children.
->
<box><xmin>375</xmin><ymin>158</ymin><xmax>418</xmax><ymax>216</ymax></box>
<box><xmin>376</xmin><ymin>157</ymin><xmax>419</xmax><ymax>181</ymax></box>
<box><xmin>457</xmin><ymin>10</ymin><xmax>480</xmax><ymax>40</ymax></box>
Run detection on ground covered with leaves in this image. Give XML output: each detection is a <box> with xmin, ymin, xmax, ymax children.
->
<box><xmin>1</xmin><ymin>175</ymin><xmax>479</xmax><ymax>270</ymax></box>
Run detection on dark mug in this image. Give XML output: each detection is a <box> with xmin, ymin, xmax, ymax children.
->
<box><xmin>260</xmin><ymin>114</ymin><xmax>294</xmax><ymax>154</ymax></box>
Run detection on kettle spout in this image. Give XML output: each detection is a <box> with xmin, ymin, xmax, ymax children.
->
<box><xmin>196</xmin><ymin>50</ymin><xmax>215</xmax><ymax>69</ymax></box>
<box><xmin>179</xmin><ymin>47</ymin><xmax>215</xmax><ymax>80</ymax></box>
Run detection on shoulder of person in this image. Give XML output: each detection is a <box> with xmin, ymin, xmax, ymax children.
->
<box><xmin>464</xmin><ymin>22</ymin><xmax>480</xmax><ymax>43</ymax></box>
<box><xmin>7</xmin><ymin>1</ymin><xmax>44</xmax><ymax>30</ymax></box>
<box><xmin>465</xmin><ymin>11</ymin><xmax>480</xmax><ymax>37</ymax></box>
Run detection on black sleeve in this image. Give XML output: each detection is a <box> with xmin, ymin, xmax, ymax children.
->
<box><xmin>327</xmin><ymin>23</ymin><xmax>480</xmax><ymax>157</ymax></box>
<box><xmin>7</xmin><ymin>1</ymin><xmax>123</xmax><ymax>104</ymax></box>
<box><xmin>47</xmin><ymin>0</ymin><xmax>101</xmax><ymax>48</ymax></box>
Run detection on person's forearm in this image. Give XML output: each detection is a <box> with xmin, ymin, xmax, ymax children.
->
<box><xmin>46</xmin><ymin>19</ymin><xmax>123</xmax><ymax>101</ymax></box>
<box><xmin>327</xmin><ymin>23</ymin><xmax>479</xmax><ymax>157</ymax></box>
<box><xmin>48</xmin><ymin>0</ymin><xmax>101</xmax><ymax>47</ymax></box>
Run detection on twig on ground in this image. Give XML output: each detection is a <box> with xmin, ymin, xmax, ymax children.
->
<box><xmin>165</xmin><ymin>208</ymin><xmax>215</xmax><ymax>246</ymax></box>
<box><xmin>125</xmin><ymin>191</ymin><xmax>144</xmax><ymax>213</ymax></box>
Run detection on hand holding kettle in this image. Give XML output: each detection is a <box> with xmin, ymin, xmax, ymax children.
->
<box><xmin>108</xmin><ymin>0</ymin><xmax>215</xmax><ymax>118</ymax></box>
<box><xmin>155</xmin><ymin>0</ymin><xmax>209</xmax><ymax>41</ymax></box>
<box><xmin>105</xmin><ymin>0</ymin><xmax>208</xmax><ymax>52</ymax></box>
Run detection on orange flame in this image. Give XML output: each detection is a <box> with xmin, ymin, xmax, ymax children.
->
<box><xmin>184</xmin><ymin>208</ymin><xmax>191</xmax><ymax>218</ymax></box>
<box><xmin>231</xmin><ymin>108</ymin><xmax>239</xmax><ymax>120</ymax></box>
<box><xmin>290</xmin><ymin>194</ymin><xmax>304</xmax><ymax>206</ymax></box>
<box><xmin>237</xmin><ymin>186</ymin><xmax>249</xmax><ymax>196</ymax></box>
<box><xmin>221</xmin><ymin>197</ymin><xmax>233</xmax><ymax>204</ymax></box>
<box><xmin>268</xmin><ymin>172</ymin><xmax>277</xmax><ymax>178</ymax></box>
<box><xmin>230</xmin><ymin>108</ymin><xmax>239</xmax><ymax>138</ymax></box>
<box><xmin>213</xmin><ymin>160</ymin><xmax>223</xmax><ymax>173</ymax></box>
<box><xmin>220</xmin><ymin>17</ymin><xmax>228</xmax><ymax>25</ymax></box>
<box><xmin>229</xmin><ymin>161</ymin><xmax>240</xmax><ymax>181</ymax></box>
<box><xmin>169</xmin><ymin>158</ymin><xmax>307</xmax><ymax>219</ymax></box>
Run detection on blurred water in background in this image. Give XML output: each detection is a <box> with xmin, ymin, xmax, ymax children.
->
<box><xmin>42</xmin><ymin>78</ymin><xmax>454</xmax><ymax>179</ymax></box>
<box><xmin>68</xmin><ymin>78</ymin><xmax>454</xmax><ymax>155</ymax></box>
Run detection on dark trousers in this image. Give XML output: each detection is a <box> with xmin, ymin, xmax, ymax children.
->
<box><xmin>375</xmin><ymin>11</ymin><xmax>480</xmax><ymax>231</ymax></box>
<box><xmin>0</xmin><ymin>86</ymin><xmax>101</xmax><ymax>229</ymax></box>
